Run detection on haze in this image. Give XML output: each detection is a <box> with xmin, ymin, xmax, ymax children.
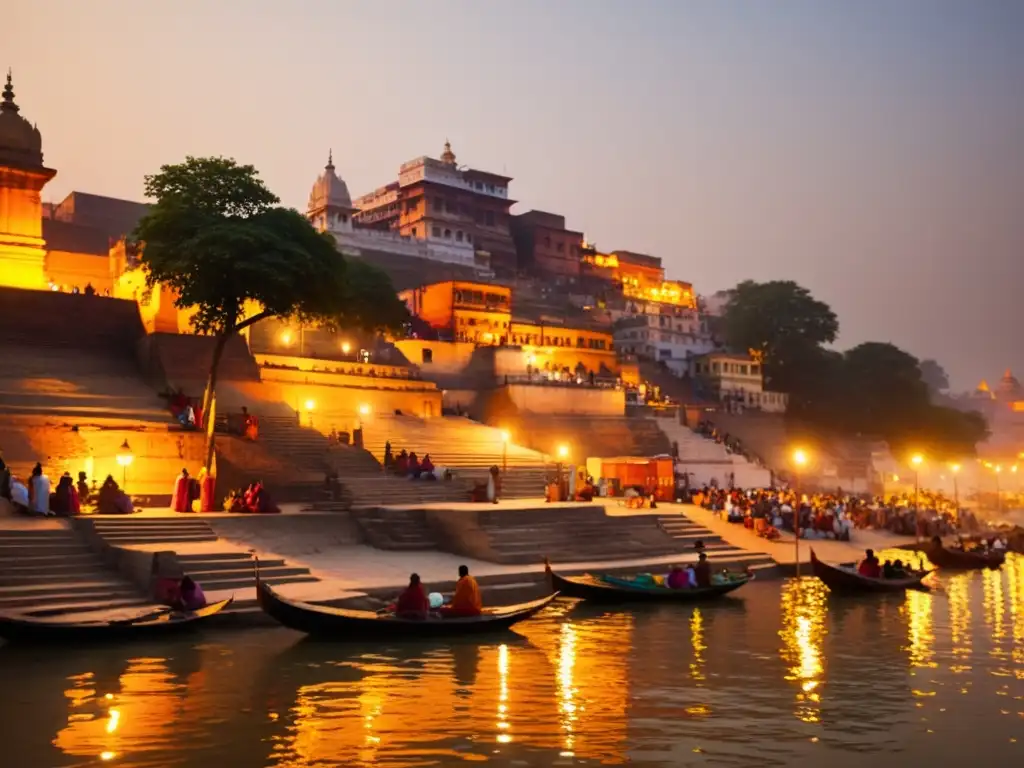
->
<box><xmin>8</xmin><ymin>0</ymin><xmax>1023</xmax><ymax>389</ymax></box>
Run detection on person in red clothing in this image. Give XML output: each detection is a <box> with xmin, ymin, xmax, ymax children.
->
<box><xmin>857</xmin><ymin>549</ymin><xmax>882</xmax><ymax>578</ymax></box>
<box><xmin>395</xmin><ymin>573</ymin><xmax>430</xmax><ymax>619</ymax></box>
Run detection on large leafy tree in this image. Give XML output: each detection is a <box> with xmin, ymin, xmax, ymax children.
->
<box><xmin>134</xmin><ymin>156</ymin><xmax>408</xmax><ymax>469</ymax></box>
<box><xmin>722</xmin><ymin>280</ymin><xmax>839</xmax><ymax>393</ymax></box>
<box><xmin>918</xmin><ymin>358</ymin><xmax>950</xmax><ymax>395</ymax></box>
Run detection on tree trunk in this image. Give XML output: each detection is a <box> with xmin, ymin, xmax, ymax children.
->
<box><xmin>202</xmin><ymin>332</ymin><xmax>230</xmax><ymax>473</ymax></box>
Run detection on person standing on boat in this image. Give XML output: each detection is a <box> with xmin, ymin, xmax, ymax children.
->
<box><xmin>440</xmin><ymin>565</ymin><xmax>482</xmax><ymax>617</ymax></box>
<box><xmin>693</xmin><ymin>553</ymin><xmax>712</xmax><ymax>587</ymax></box>
<box><xmin>395</xmin><ymin>573</ymin><xmax>430</xmax><ymax>619</ymax></box>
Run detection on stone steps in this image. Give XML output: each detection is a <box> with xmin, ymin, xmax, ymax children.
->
<box><xmin>175</xmin><ymin>552</ymin><xmax>317</xmax><ymax>592</ymax></box>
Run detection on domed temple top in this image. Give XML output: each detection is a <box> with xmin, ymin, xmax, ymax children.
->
<box><xmin>998</xmin><ymin>368</ymin><xmax>1021</xmax><ymax>396</ymax></box>
<box><xmin>0</xmin><ymin>70</ymin><xmax>45</xmax><ymax>169</ymax></box>
<box><xmin>440</xmin><ymin>139</ymin><xmax>456</xmax><ymax>166</ymax></box>
<box><xmin>307</xmin><ymin>150</ymin><xmax>354</xmax><ymax>214</ymax></box>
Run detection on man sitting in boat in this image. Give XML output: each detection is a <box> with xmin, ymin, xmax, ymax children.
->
<box><xmin>667</xmin><ymin>565</ymin><xmax>689</xmax><ymax>589</ymax></box>
<box><xmin>694</xmin><ymin>553</ymin><xmax>712</xmax><ymax>588</ymax></box>
<box><xmin>857</xmin><ymin>549</ymin><xmax>882</xmax><ymax>578</ymax></box>
<box><xmin>395</xmin><ymin>573</ymin><xmax>430</xmax><ymax>619</ymax></box>
<box><xmin>439</xmin><ymin>565</ymin><xmax>482</xmax><ymax>617</ymax></box>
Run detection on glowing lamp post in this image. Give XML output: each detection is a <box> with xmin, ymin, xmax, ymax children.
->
<box><xmin>358</xmin><ymin>403</ymin><xmax>371</xmax><ymax>428</ymax></box>
<box><xmin>792</xmin><ymin>448</ymin><xmax>809</xmax><ymax>577</ymax></box>
<box><xmin>910</xmin><ymin>453</ymin><xmax>924</xmax><ymax>540</ymax></box>
<box><xmin>341</xmin><ymin>341</ymin><xmax>351</xmax><ymax>356</ymax></box>
<box><xmin>116</xmin><ymin>439</ymin><xmax>134</xmax><ymax>491</ymax></box>
<box><xmin>950</xmin><ymin>463</ymin><xmax>961</xmax><ymax>518</ymax></box>
<box><xmin>304</xmin><ymin>399</ymin><xmax>315</xmax><ymax>428</ymax></box>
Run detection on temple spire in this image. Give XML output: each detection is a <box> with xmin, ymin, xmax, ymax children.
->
<box><xmin>326</xmin><ymin>148</ymin><xmax>334</xmax><ymax>170</ymax></box>
<box><xmin>1</xmin><ymin>69</ymin><xmax>18</xmax><ymax>114</ymax></box>
<box><xmin>441</xmin><ymin>138</ymin><xmax>456</xmax><ymax>166</ymax></box>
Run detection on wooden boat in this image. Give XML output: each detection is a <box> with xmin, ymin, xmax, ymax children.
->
<box><xmin>925</xmin><ymin>544</ymin><xmax>1006</xmax><ymax>570</ymax></box>
<box><xmin>0</xmin><ymin>598</ymin><xmax>233</xmax><ymax>644</ymax></box>
<box><xmin>255</xmin><ymin>562</ymin><xmax>557</xmax><ymax>640</ymax></box>
<box><xmin>544</xmin><ymin>560</ymin><xmax>753</xmax><ymax>603</ymax></box>
<box><xmin>809</xmin><ymin>550</ymin><xmax>929</xmax><ymax>594</ymax></box>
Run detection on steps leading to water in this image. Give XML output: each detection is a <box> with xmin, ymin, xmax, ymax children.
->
<box><xmin>350</xmin><ymin>508</ymin><xmax>438</xmax><ymax>550</ymax></box>
<box><xmin>83</xmin><ymin>517</ymin><xmax>219</xmax><ymax>544</ymax></box>
<box><xmin>0</xmin><ymin>527</ymin><xmax>149</xmax><ymax>617</ymax></box>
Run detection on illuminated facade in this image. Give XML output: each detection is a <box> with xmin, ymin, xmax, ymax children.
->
<box><xmin>353</xmin><ymin>141</ymin><xmax>518</xmax><ymax>274</ymax></box>
<box><xmin>690</xmin><ymin>351</ymin><xmax>788</xmax><ymax>413</ymax></box>
<box><xmin>0</xmin><ymin>71</ymin><xmax>55</xmax><ymax>289</ymax></box>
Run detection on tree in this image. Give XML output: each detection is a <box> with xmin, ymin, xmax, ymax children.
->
<box><xmin>918</xmin><ymin>359</ymin><xmax>950</xmax><ymax>395</ymax></box>
<box><xmin>722</xmin><ymin>280</ymin><xmax>839</xmax><ymax>393</ymax></box>
<box><xmin>134</xmin><ymin>156</ymin><xmax>408</xmax><ymax>470</ymax></box>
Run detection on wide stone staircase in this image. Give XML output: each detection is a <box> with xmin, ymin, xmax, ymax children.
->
<box><xmin>654</xmin><ymin>416</ymin><xmax>772</xmax><ymax>488</ymax></box>
<box><xmin>514</xmin><ymin>414</ymin><xmax>672</xmax><ymax>462</ymax></box>
<box><xmin>78</xmin><ymin>517</ymin><xmax>318</xmax><ymax>594</ymax></box>
<box><xmin>362</xmin><ymin>414</ymin><xmax>551</xmax><ymax>498</ymax></box>
<box><xmin>349</xmin><ymin>508</ymin><xmax>439</xmax><ymax>551</ymax></box>
<box><xmin>0</xmin><ymin>525</ymin><xmax>150</xmax><ymax>618</ymax></box>
<box><xmin>450</xmin><ymin>506</ymin><xmax>775</xmax><ymax>567</ymax></box>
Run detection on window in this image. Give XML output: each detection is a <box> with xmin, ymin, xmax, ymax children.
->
<box><xmin>444</xmin><ymin>228</ymin><xmax>452</xmax><ymax>238</ymax></box>
<box><xmin>556</xmin><ymin>242</ymin><xmax>564</xmax><ymax>253</ymax></box>
<box><xmin>456</xmin><ymin>231</ymin><xmax>463</xmax><ymax>242</ymax></box>
<box><xmin>544</xmin><ymin>236</ymin><xmax>552</xmax><ymax>248</ymax></box>
<box><xmin>411</xmin><ymin>226</ymin><xmax>418</xmax><ymax>237</ymax></box>
<box><xmin>466</xmin><ymin>234</ymin><xmax>472</xmax><ymax>244</ymax></box>
<box><xmin>422</xmin><ymin>348</ymin><xmax>433</xmax><ymax>364</ymax></box>
<box><xmin>432</xmin><ymin>226</ymin><xmax>441</xmax><ymax>238</ymax></box>
<box><xmin>340</xmin><ymin>214</ymin><xmax>348</xmax><ymax>224</ymax></box>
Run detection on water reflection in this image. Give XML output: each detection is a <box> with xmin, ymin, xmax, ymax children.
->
<box><xmin>4</xmin><ymin>564</ymin><xmax>1024</xmax><ymax>767</ymax></box>
<box><xmin>779</xmin><ymin>578</ymin><xmax>828</xmax><ymax>724</ymax></box>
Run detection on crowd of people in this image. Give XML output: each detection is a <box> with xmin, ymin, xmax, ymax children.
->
<box><xmin>222</xmin><ymin>482</ymin><xmax>279</xmax><ymax>514</ymax></box>
<box><xmin>688</xmin><ymin>485</ymin><xmax>972</xmax><ymax>541</ymax></box>
<box><xmin>1</xmin><ymin>458</ymin><xmax>133</xmax><ymax>516</ymax></box>
<box><xmin>383</xmin><ymin>442</ymin><xmax>451</xmax><ymax>482</ymax></box>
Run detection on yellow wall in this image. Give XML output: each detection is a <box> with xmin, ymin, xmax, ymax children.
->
<box><xmin>256</xmin><ymin>352</ymin><xmax>416</xmax><ymax>380</ymax></box>
<box><xmin>394</xmin><ymin>339</ymin><xmax>477</xmax><ymax>373</ymax></box>
<box><xmin>0</xmin><ymin>168</ymin><xmax>50</xmax><ymax>289</ymax></box>
<box><xmin>114</xmin><ymin>269</ymin><xmax>183</xmax><ymax>333</ymax></box>
<box><xmin>46</xmin><ymin>250</ymin><xmax>113</xmax><ymax>293</ymax></box>
<box><xmin>503</xmin><ymin>384</ymin><xmax>625</xmax><ymax>415</ymax></box>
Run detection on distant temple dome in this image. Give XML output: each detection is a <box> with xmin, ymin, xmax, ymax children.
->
<box><xmin>440</xmin><ymin>139</ymin><xmax>456</xmax><ymax>166</ymax></box>
<box><xmin>974</xmin><ymin>379</ymin><xmax>994</xmax><ymax>398</ymax></box>
<box><xmin>998</xmin><ymin>368</ymin><xmax>1021</xmax><ymax>397</ymax></box>
<box><xmin>0</xmin><ymin>70</ymin><xmax>44</xmax><ymax>169</ymax></box>
<box><xmin>307</xmin><ymin>150</ymin><xmax>354</xmax><ymax>213</ymax></box>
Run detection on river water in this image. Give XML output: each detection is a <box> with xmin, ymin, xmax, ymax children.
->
<box><xmin>2</xmin><ymin>554</ymin><xmax>1022</xmax><ymax>768</ymax></box>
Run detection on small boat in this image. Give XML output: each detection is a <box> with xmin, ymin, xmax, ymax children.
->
<box><xmin>544</xmin><ymin>560</ymin><xmax>752</xmax><ymax>603</ymax></box>
<box><xmin>926</xmin><ymin>544</ymin><xmax>1006</xmax><ymax>570</ymax></box>
<box><xmin>256</xmin><ymin>562</ymin><xmax>557</xmax><ymax>640</ymax></box>
<box><xmin>0</xmin><ymin>598</ymin><xmax>233</xmax><ymax>644</ymax></box>
<box><xmin>809</xmin><ymin>550</ymin><xmax>929</xmax><ymax>594</ymax></box>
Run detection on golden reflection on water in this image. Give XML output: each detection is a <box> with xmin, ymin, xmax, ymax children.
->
<box><xmin>496</xmin><ymin>643</ymin><xmax>511</xmax><ymax>744</ymax></box>
<box><xmin>689</xmin><ymin>607</ymin><xmax>707</xmax><ymax>684</ymax></box>
<box><xmin>779</xmin><ymin>578</ymin><xmax>828</xmax><ymax>724</ymax></box>
<box><xmin>947</xmin><ymin>575</ymin><xmax>973</xmax><ymax>674</ymax></box>
<box><xmin>558</xmin><ymin>622</ymin><xmax>578</xmax><ymax>756</ymax></box>
<box><xmin>1009</xmin><ymin>555</ymin><xmax>1024</xmax><ymax>676</ymax></box>
<box><xmin>904</xmin><ymin>588</ymin><xmax>936</xmax><ymax>670</ymax></box>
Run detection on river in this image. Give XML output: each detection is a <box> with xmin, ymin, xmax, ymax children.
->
<box><xmin>2</xmin><ymin>554</ymin><xmax>1021</xmax><ymax>767</ymax></box>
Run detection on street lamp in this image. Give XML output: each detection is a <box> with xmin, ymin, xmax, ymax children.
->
<box><xmin>115</xmin><ymin>439</ymin><xmax>134</xmax><ymax>491</ymax></box>
<box><xmin>913</xmin><ymin>454</ymin><xmax>929</xmax><ymax>536</ymax></box>
<box><xmin>500</xmin><ymin>429</ymin><xmax>510</xmax><ymax>475</ymax></box>
<box><xmin>304</xmin><ymin>399</ymin><xmax>315</xmax><ymax>427</ymax></box>
<box><xmin>792</xmin><ymin>448</ymin><xmax>809</xmax><ymax>578</ymax></box>
<box><xmin>950</xmin><ymin>463</ymin><xmax>961</xmax><ymax>518</ymax></box>
<box><xmin>358</xmin><ymin>403</ymin><xmax>370</xmax><ymax>430</ymax></box>
<box><xmin>341</xmin><ymin>341</ymin><xmax>351</xmax><ymax>355</ymax></box>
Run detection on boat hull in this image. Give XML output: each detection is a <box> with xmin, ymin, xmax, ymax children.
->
<box><xmin>546</xmin><ymin>564</ymin><xmax>752</xmax><ymax>603</ymax></box>
<box><xmin>810</xmin><ymin>550</ymin><xmax>928</xmax><ymax>594</ymax></box>
<box><xmin>0</xmin><ymin>599</ymin><xmax>233</xmax><ymax>644</ymax></box>
<box><xmin>256</xmin><ymin>580</ymin><xmax>557</xmax><ymax>640</ymax></box>
<box><xmin>926</xmin><ymin>546</ymin><xmax>1005</xmax><ymax>570</ymax></box>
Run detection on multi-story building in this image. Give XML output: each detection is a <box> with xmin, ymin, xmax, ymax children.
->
<box><xmin>614</xmin><ymin>309</ymin><xmax>716</xmax><ymax>374</ymax></box>
<box><xmin>510</xmin><ymin>210</ymin><xmax>584</xmax><ymax>278</ymax></box>
<box><xmin>399</xmin><ymin>280</ymin><xmax>513</xmax><ymax>345</ymax></box>
<box><xmin>689</xmin><ymin>352</ymin><xmax>787</xmax><ymax>413</ymax></box>
<box><xmin>353</xmin><ymin>141</ymin><xmax>518</xmax><ymax>275</ymax></box>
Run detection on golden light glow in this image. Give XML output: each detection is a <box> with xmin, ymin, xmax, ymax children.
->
<box><xmin>792</xmin><ymin>448</ymin><xmax>809</xmax><ymax>468</ymax></box>
<box><xmin>995</xmin><ymin>465</ymin><xmax>1003</xmax><ymax>474</ymax></box>
<box><xmin>100</xmin><ymin>752</ymin><xmax>116</xmax><ymax>762</ymax></box>
<box><xmin>358</xmin><ymin>403</ymin><xmax>371</xmax><ymax>416</ymax></box>
<box><xmin>280</xmin><ymin>330</ymin><xmax>292</xmax><ymax>345</ymax></box>
<box><xmin>304</xmin><ymin>399</ymin><xmax>315</xmax><ymax>412</ymax></box>
<box><xmin>911</xmin><ymin>453</ymin><xmax>924</xmax><ymax>467</ymax></box>
<box><xmin>496</xmin><ymin>643</ymin><xmax>511</xmax><ymax>745</ymax></box>
<box><xmin>557</xmin><ymin>444</ymin><xmax>570</xmax><ymax>459</ymax></box>
<box><xmin>115</xmin><ymin>440</ymin><xmax>133</xmax><ymax>467</ymax></box>
<box><xmin>950</xmin><ymin>463</ymin><xmax>961</xmax><ymax>473</ymax></box>
<box><xmin>558</xmin><ymin>622</ymin><xmax>578</xmax><ymax>756</ymax></box>
<box><xmin>500</xmin><ymin>429</ymin><xmax>510</xmax><ymax>443</ymax></box>
<box><xmin>341</xmin><ymin>341</ymin><xmax>351</xmax><ymax>354</ymax></box>
<box><xmin>904</xmin><ymin>589</ymin><xmax>936</xmax><ymax>669</ymax></box>
<box><xmin>1012</xmin><ymin>465</ymin><xmax>1018</xmax><ymax>474</ymax></box>
<box><xmin>106</xmin><ymin>708</ymin><xmax>120</xmax><ymax>734</ymax></box>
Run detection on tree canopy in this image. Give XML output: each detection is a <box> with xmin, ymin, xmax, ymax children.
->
<box><xmin>133</xmin><ymin>156</ymin><xmax>409</xmax><ymax>469</ymax></box>
<box><xmin>721</xmin><ymin>279</ymin><xmax>987</xmax><ymax>458</ymax></box>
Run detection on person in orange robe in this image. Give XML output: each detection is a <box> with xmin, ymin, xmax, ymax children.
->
<box><xmin>439</xmin><ymin>565</ymin><xmax>482</xmax><ymax>617</ymax></box>
<box><xmin>171</xmin><ymin>468</ymin><xmax>191</xmax><ymax>512</ymax></box>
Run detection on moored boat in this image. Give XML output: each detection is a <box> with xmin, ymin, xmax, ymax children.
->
<box><xmin>809</xmin><ymin>549</ymin><xmax>929</xmax><ymax>594</ymax></box>
<box><xmin>255</xmin><ymin>561</ymin><xmax>557</xmax><ymax>640</ymax></box>
<box><xmin>544</xmin><ymin>560</ymin><xmax>752</xmax><ymax>603</ymax></box>
<box><xmin>925</xmin><ymin>543</ymin><xmax>1005</xmax><ymax>570</ymax></box>
<box><xmin>0</xmin><ymin>598</ymin><xmax>233</xmax><ymax>644</ymax></box>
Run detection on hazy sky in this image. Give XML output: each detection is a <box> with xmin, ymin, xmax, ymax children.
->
<box><xmin>8</xmin><ymin>1</ymin><xmax>1023</xmax><ymax>389</ymax></box>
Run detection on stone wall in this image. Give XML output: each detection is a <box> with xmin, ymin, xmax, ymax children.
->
<box><xmin>502</xmin><ymin>383</ymin><xmax>625</xmax><ymax>416</ymax></box>
<box><xmin>0</xmin><ymin>415</ymin><xmax>205</xmax><ymax>497</ymax></box>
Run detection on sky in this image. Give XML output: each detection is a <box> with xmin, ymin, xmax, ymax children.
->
<box><xmin>7</xmin><ymin>0</ymin><xmax>1023</xmax><ymax>390</ymax></box>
